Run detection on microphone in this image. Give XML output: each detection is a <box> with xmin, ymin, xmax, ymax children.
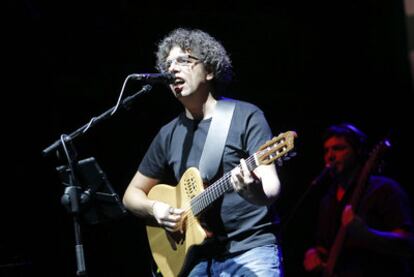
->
<box><xmin>310</xmin><ymin>165</ymin><xmax>334</xmax><ymax>187</ymax></box>
<box><xmin>129</xmin><ymin>72</ymin><xmax>175</xmax><ymax>84</ymax></box>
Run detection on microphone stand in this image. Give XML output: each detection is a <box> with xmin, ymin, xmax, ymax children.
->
<box><xmin>280</xmin><ymin>181</ymin><xmax>316</xmax><ymax>236</ymax></box>
<box><xmin>42</xmin><ymin>84</ymin><xmax>152</xmax><ymax>157</ymax></box>
<box><xmin>42</xmin><ymin>84</ymin><xmax>152</xmax><ymax>276</ymax></box>
<box><xmin>280</xmin><ymin>167</ymin><xmax>332</xmax><ymax>235</ymax></box>
<box><xmin>58</xmin><ymin>135</ymin><xmax>87</xmax><ymax>276</ymax></box>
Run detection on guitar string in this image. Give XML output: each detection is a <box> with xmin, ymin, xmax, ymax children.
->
<box><xmin>182</xmin><ymin>143</ymin><xmax>287</xmax><ymax>231</ymax></box>
<box><xmin>180</xmin><ymin>168</ymin><xmax>238</xmax><ymax>230</ymax></box>
<box><xmin>171</xmin><ymin>136</ymin><xmax>290</xmax><ymax>235</ymax></box>
<box><xmin>182</xmin><ymin>142</ymin><xmax>290</xmax><ymax>232</ymax></box>
<box><xmin>178</xmin><ymin>156</ymin><xmax>254</xmax><ymax>230</ymax></box>
<box><xmin>186</xmin><ymin>154</ymin><xmax>256</xmax><ymax>213</ymax></box>
<box><xmin>183</xmin><ymin>140</ymin><xmax>287</xmax><ymax>216</ymax></box>
<box><xmin>180</xmin><ymin>153</ymin><xmax>260</xmax><ymax>230</ymax></box>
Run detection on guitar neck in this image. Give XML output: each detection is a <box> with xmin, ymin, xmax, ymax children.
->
<box><xmin>190</xmin><ymin>154</ymin><xmax>258</xmax><ymax>216</ymax></box>
<box><xmin>324</xmin><ymin>226</ymin><xmax>347</xmax><ymax>277</ymax></box>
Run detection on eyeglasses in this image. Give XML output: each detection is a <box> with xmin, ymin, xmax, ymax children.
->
<box><xmin>163</xmin><ymin>54</ymin><xmax>200</xmax><ymax>71</ymax></box>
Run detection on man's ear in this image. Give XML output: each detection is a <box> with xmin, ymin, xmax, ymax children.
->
<box><xmin>206</xmin><ymin>72</ymin><xmax>214</xmax><ymax>81</ymax></box>
<box><xmin>205</xmin><ymin>65</ymin><xmax>214</xmax><ymax>81</ymax></box>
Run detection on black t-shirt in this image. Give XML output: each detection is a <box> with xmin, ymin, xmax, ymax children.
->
<box><xmin>139</xmin><ymin>99</ymin><xmax>279</xmax><ymax>256</ymax></box>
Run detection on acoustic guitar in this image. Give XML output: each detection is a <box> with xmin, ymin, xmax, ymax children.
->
<box><xmin>146</xmin><ymin>131</ymin><xmax>297</xmax><ymax>277</ymax></box>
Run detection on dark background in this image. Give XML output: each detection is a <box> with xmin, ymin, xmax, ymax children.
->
<box><xmin>3</xmin><ymin>0</ymin><xmax>413</xmax><ymax>276</ymax></box>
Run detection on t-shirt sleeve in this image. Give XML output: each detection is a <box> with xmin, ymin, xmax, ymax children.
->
<box><xmin>244</xmin><ymin>107</ymin><xmax>273</xmax><ymax>155</ymax></box>
<box><xmin>377</xmin><ymin>181</ymin><xmax>414</xmax><ymax>232</ymax></box>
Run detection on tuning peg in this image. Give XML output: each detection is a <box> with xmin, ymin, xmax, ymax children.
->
<box><xmin>289</xmin><ymin>152</ymin><xmax>297</xmax><ymax>157</ymax></box>
<box><xmin>277</xmin><ymin>159</ymin><xmax>284</xmax><ymax>167</ymax></box>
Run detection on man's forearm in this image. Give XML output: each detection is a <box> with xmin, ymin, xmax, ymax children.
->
<box><xmin>348</xmin><ymin>217</ymin><xmax>414</xmax><ymax>258</ymax></box>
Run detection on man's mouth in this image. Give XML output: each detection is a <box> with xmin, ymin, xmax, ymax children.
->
<box><xmin>173</xmin><ymin>77</ymin><xmax>185</xmax><ymax>86</ymax></box>
<box><xmin>172</xmin><ymin>77</ymin><xmax>185</xmax><ymax>94</ymax></box>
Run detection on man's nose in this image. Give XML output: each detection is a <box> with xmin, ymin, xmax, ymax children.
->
<box><xmin>328</xmin><ymin>154</ymin><xmax>336</xmax><ymax>163</ymax></box>
<box><xmin>169</xmin><ymin>61</ymin><xmax>180</xmax><ymax>73</ymax></box>
<box><xmin>325</xmin><ymin>151</ymin><xmax>336</xmax><ymax>163</ymax></box>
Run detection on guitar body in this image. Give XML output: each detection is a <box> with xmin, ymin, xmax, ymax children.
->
<box><xmin>146</xmin><ymin>167</ymin><xmax>207</xmax><ymax>277</ymax></box>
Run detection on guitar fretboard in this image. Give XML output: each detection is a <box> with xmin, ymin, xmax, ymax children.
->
<box><xmin>190</xmin><ymin>154</ymin><xmax>257</xmax><ymax>216</ymax></box>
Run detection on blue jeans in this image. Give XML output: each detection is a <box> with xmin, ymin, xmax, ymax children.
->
<box><xmin>188</xmin><ymin>244</ymin><xmax>283</xmax><ymax>277</ymax></box>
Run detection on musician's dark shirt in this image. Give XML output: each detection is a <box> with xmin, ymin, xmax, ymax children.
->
<box><xmin>316</xmin><ymin>176</ymin><xmax>413</xmax><ymax>276</ymax></box>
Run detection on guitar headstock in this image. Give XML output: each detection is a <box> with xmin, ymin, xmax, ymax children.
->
<box><xmin>257</xmin><ymin>131</ymin><xmax>297</xmax><ymax>166</ymax></box>
<box><xmin>364</xmin><ymin>138</ymin><xmax>392</xmax><ymax>172</ymax></box>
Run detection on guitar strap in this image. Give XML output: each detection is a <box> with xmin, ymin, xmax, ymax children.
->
<box><xmin>198</xmin><ymin>99</ymin><xmax>235</xmax><ymax>183</ymax></box>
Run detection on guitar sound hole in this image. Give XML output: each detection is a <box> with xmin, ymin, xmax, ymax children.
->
<box><xmin>184</xmin><ymin>178</ymin><xmax>197</xmax><ymax>198</ymax></box>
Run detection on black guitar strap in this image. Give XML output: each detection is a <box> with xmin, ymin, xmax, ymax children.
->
<box><xmin>198</xmin><ymin>99</ymin><xmax>235</xmax><ymax>183</ymax></box>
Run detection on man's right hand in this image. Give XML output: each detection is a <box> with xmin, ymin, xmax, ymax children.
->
<box><xmin>303</xmin><ymin>247</ymin><xmax>327</xmax><ymax>272</ymax></box>
<box><xmin>152</xmin><ymin>201</ymin><xmax>184</xmax><ymax>233</ymax></box>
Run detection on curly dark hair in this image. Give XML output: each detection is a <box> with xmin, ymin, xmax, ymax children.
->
<box><xmin>155</xmin><ymin>28</ymin><xmax>233</xmax><ymax>91</ymax></box>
